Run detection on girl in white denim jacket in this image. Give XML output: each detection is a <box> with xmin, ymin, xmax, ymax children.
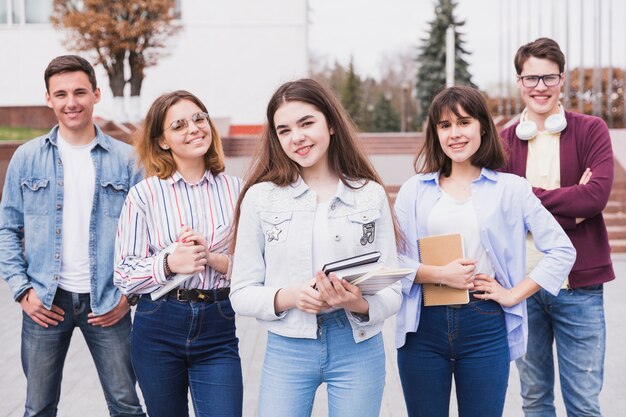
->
<box><xmin>230</xmin><ymin>79</ymin><xmax>403</xmax><ymax>417</ymax></box>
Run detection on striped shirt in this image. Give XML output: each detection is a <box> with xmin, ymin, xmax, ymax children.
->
<box><xmin>114</xmin><ymin>170</ymin><xmax>242</xmax><ymax>294</ymax></box>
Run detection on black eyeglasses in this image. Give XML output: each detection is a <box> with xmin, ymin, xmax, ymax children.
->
<box><xmin>165</xmin><ymin>112</ymin><xmax>210</xmax><ymax>134</ymax></box>
<box><xmin>518</xmin><ymin>73</ymin><xmax>562</xmax><ymax>88</ymax></box>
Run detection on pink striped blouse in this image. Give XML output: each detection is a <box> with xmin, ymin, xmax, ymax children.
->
<box><xmin>114</xmin><ymin>170</ymin><xmax>242</xmax><ymax>294</ymax></box>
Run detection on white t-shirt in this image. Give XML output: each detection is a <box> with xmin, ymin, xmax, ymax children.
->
<box><xmin>427</xmin><ymin>191</ymin><xmax>495</xmax><ymax>279</ymax></box>
<box><xmin>312</xmin><ymin>201</ymin><xmax>334</xmax><ymax>274</ymax></box>
<box><xmin>56</xmin><ymin>134</ymin><xmax>97</xmax><ymax>294</ymax></box>
<box><xmin>525</xmin><ymin>130</ymin><xmax>561</xmax><ymax>275</ymax></box>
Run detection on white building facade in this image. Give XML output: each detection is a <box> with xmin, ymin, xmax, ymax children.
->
<box><xmin>0</xmin><ymin>0</ymin><xmax>309</xmax><ymax>124</ymax></box>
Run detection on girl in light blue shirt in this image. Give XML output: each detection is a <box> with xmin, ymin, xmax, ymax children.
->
<box><xmin>394</xmin><ymin>85</ymin><xmax>575</xmax><ymax>417</ymax></box>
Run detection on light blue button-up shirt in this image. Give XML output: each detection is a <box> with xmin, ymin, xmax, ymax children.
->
<box><xmin>394</xmin><ymin>169</ymin><xmax>575</xmax><ymax>360</ymax></box>
<box><xmin>0</xmin><ymin>125</ymin><xmax>142</xmax><ymax>315</ymax></box>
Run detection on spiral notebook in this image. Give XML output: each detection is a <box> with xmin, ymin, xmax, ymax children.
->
<box><xmin>418</xmin><ymin>233</ymin><xmax>469</xmax><ymax>306</ymax></box>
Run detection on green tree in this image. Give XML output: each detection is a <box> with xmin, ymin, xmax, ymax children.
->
<box><xmin>52</xmin><ymin>0</ymin><xmax>180</xmax><ymax>121</ymax></box>
<box><xmin>415</xmin><ymin>0</ymin><xmax>476</xmax><ymax>125</ymax></box>
<box><xmin>372</xmin><ymin>93</ymin><xmax>400</xmax><ymax>132</ymax></box>
<box><xmin>340</xmin><ymin>59</ymin><xmax>363</xmax><ymax>128</ymax></box>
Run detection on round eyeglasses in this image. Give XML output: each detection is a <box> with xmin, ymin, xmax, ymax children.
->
<box><xmin>165</xmin><ymin>112</ymin><xmax>210</xmax><ymax>134</ymax></box>
<box><xmin>518</xmin><ymin>73</ymin><xmax>562</xmax><ymax>88</ymax></box>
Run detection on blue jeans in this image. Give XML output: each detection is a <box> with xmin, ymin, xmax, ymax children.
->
<box><xmin>258</xmin><ymin>309</ymin><xmax>386</xmax><ymax>417</ymax></box>
<box><xmin>397</xmin><ymin>300</ymin><xmax>510</xmax><ymax>417</ymax></box>
<box><xmin>21</xmin><ymin>288</ymin><xmax>144</xmax><ymax>417</ymax></box>
<box><xmin>515</xmin><ymin>285</ymin><xmax>605</xmax><ymax>417</ymax></box>
<box><xmin>130</xmin><ymin>296</ymin><xmax>243</xmax><ymax>417</ymax></box>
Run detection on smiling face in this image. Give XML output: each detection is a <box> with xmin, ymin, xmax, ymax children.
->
<box><xmin>273</xmin><ymin>100</ymin><xmax>334</xmax><ymax>176</ymax></box>
<box><xmin>436</xmin><ymin>105</ymin><xmax>482</xmax><ymax>168</ymax></box>
<box><xmin>518</xmin><ymin>56</ymin><xmax>563</xmax><ymax>123</ymax></box>
<box><xmin>159</xmin><ymin>99</ymin><xmax>212</xmax><ymax>168</ymax></box>
<box><xmin>45</xmin><ymin>71</ymin><xmax>100</xmax><ymax>144</ymax></box>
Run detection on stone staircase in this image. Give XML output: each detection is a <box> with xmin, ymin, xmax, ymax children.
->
<box><xmin>607</xmin><ymin>161</ymin><xmax>626</xmax><ymax>253</ymax></box>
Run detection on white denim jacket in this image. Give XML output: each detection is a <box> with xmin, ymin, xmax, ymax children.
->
<box><xmin>230</xmin><ymin>178</ymin><xmax>403</xmax><ymax>343</ymax></box>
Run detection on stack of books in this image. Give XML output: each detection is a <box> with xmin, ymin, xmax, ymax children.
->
<box><xmin>322</xmin><ymin>252</ymin><xmax>413</xmax><ymax>295</ymax></box>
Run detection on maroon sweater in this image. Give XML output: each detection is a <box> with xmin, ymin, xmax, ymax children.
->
<box><xmin>500</xmin><ymin>111</ymin><xmax>615</xmax><ymax>288</ymax></box>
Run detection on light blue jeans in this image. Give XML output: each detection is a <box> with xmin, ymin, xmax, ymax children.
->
<box><xmin>258</xmin><ymin>309</ymin><xmax>386</xmax><ymax>417</ymax></box>
<box><xmin>516</xmin><ymin>285</ymin><xmax>606</xmax><ymax>417</ymax></box>
<box><xmin>21</xmin><ymin>288</ymin><xmax>144</xmax><ymax>417</ymax></box>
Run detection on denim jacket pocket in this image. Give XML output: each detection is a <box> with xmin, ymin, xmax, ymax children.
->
<box><xmin>348</xmin><ymin>209</ymin><xmax>381</xmax><ymax>248</ymax></box>
<box><xmin>260</xmin><ymin>211</ymin><xmax>293</xmax><ymax>247</ymax></box>
<box><xmin>100</xmin><ymin>180</ymin><xmax>129</xmax><ymax>217</ymax></box>
<box><xmin>21</xmin><ymin>178</ymin><xmax>50</xmax><ymax>215</ymax></box>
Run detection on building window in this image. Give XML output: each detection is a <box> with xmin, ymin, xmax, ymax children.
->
<box><xmin>25</xmin><ymin>0</ymin><xmax>52</xmax><ymax>23</ymax></box>
<box><xmin>1</xmin><ymin>0</ymin><xmax>52</xmax><ymax>24</ymax></box>
<box><xmin>172</xmin><ymin>0</ymin><xmax>181</xmax><ymax>19</ymax></box>
<box><xmin>0</xmin><ymin>1</ymin><xmax>7</xmax><ymax>23</ymax></box>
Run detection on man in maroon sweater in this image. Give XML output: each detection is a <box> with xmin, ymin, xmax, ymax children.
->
<box><xmin>501</xmin><ymin>38</ymin><xmax>615</xmax><ymax>417</ymax></box>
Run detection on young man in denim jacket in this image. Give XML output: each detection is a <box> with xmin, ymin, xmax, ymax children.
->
<box><xmin>501</xmin><ymin>38</ymin><xmax>614</xmax><ymax>417</ymax></box>
<box><xmin>0</xmin><ymin>55</ymin><xmax>145</xmax><ymax>417</ymax></box>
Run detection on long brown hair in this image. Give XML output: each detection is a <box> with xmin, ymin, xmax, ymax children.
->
<box><xmin>231</xmin><ymin>78</ymin><xmax>401</xmax><ymax>251</ymax></box>
<box><xmin>415</xmin><ymin>85</ymin><xmax>506</xmax><ymax>177</ymax></box>
<box><xmin>134</xmin><ymin>90</ymin><xmax>225</xmax><ymax>178</ymax></box>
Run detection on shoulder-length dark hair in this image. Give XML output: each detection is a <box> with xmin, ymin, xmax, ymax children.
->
<box><xmin>415</xmin><ymin>85</ymin><xmax>507</xmax><ymax>176</ymax></box>
<box><xmin>134</xmin><ymin>90</ymin><xmax>225</xmax><ymax>178</ymax></box>
<box><xmin>231</xmin><ymin>78</ymin><xmax>401</xmax><ymax>251</ymax></box>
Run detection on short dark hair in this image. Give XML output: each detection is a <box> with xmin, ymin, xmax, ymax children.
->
<box><xmin>514</xmin><ymin>37</ymin><xmax>565</xmax><ymax>74</ymax></box>
<box><xmin>416</xmin><ymin>85</ymin><xmax>507</xmax><ymax>176</ymax></box>
<box><xmin>44</xmin><ymin>55</ymin><xmax>97</xmax><ymax>92</ymax></box>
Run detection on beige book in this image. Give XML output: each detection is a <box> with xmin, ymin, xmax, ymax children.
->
<box><xmin>418</xmin><ymin>233</ymin><xmax>469</xmax><ymax>306</ymax></box>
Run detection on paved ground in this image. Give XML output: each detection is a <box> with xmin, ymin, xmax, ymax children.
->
<box><xmin>0</xmin><ymin>254</ymin><xmax>624</xmax><ymax>417</ymax></box>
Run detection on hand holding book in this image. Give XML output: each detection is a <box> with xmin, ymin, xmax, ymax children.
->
<box><xmin>314</xmin><ymin>271</ymin><xmax>369</xmax><ymax>314</ymax></box>
<box><xmin>320</xmin><ymin>252</ymin><xmax>413</xmax><ymax>296</ymax></box>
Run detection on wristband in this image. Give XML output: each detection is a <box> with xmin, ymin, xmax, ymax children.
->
<box><xmin>164</xmin><ymin>253</ymin><xmax>173</xmax><ymax>277</ymax></box>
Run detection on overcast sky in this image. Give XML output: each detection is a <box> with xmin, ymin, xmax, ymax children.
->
<box><xmin>308</xmin><ymin>0</ymin><xmax>626</xmax><ymax>94</ymax></box>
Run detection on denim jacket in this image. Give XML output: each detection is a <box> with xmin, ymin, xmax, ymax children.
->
<box><xmin>230</xmin><ymin>178</ymin><xmax>403</xmax><ymax>343</ymax></box>
<box><xmin>0</xmin><ymin>125</ymin><xmax>142</xmax><ymax>315</ymax></box>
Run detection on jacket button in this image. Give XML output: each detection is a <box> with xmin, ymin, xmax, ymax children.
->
<box><xmin>362</xmin><ymin>215</ymin><xmax>367</xmax><ymax>220</ymax></box>
<box><xmin>330</xmin><ymin>203</ymin><xmax>336</xmax><ymax>210</ymax></box>
<box><xmin>334</xmin><ymin>234</ymin><xmax>341</xmax><ymax>241</ymax></box>
<box><xmin>55</xmin><ymin>229</ymin><xmax>61</xmax><ymax>235</ymax></box>
<box><xmin>56</xmin><ymin>204</ymin><xmax>62</xmax><ymax>210</ymax></box>
<box><xmin>54</xmin><ymin>253</ymin><xmax>60</xmax><ymax>259</ymax></box>
<box><xmin>58</xmin><ymin>181</ymin><xmax>63</xmax><ymax>187</ymax></box>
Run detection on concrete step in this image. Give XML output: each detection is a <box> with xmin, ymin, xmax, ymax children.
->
<box><xmin>605</xmin><ymin>200</ymin><xmax>624</xmax><ymax>214</ymax></box>
<box><xmin>604</xmin><ymin>212</ymin><xmax>626</xmax><ymax>227</ymax></box>
<box><xmin>610</xmin><ymin>239</ymin><xmax>626</xmax><ymax>253</ymax></box>
<box><xmin>607</xmin><ymin>225</ymin><xmax>626</xmax><ymax>240</ymax></box>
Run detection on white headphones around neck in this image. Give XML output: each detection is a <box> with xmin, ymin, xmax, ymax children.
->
<box><xmin>515</xmin><ymin>104</ymin><xmax>567</xmax><ymax>140</ymax></box>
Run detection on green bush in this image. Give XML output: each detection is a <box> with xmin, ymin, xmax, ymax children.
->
<box><xmin>0</xmin><ymin>126</ymin><xmax>48</xmax><ymax>141</ymax></box>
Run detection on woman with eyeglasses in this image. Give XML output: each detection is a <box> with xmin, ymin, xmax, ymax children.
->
<box><xmin>114</xmin><ymin>90</ymin><xmax>243</xmax><ymax>417</ymax></box>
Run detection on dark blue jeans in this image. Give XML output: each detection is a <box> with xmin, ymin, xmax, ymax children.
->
<box><xmin>21</xmin><ymin>288</ymin><xmax>145</xmax><ymax>417</ymax></box>
<box><xmin>131</xmin><ymin>296</ymin><xmax>243</xmax><ymax>417</ymax></box>
<box><xmin>397</xmin><ymin>300</ymin><xmax>510</xmax><ymax>417</ymax></box>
